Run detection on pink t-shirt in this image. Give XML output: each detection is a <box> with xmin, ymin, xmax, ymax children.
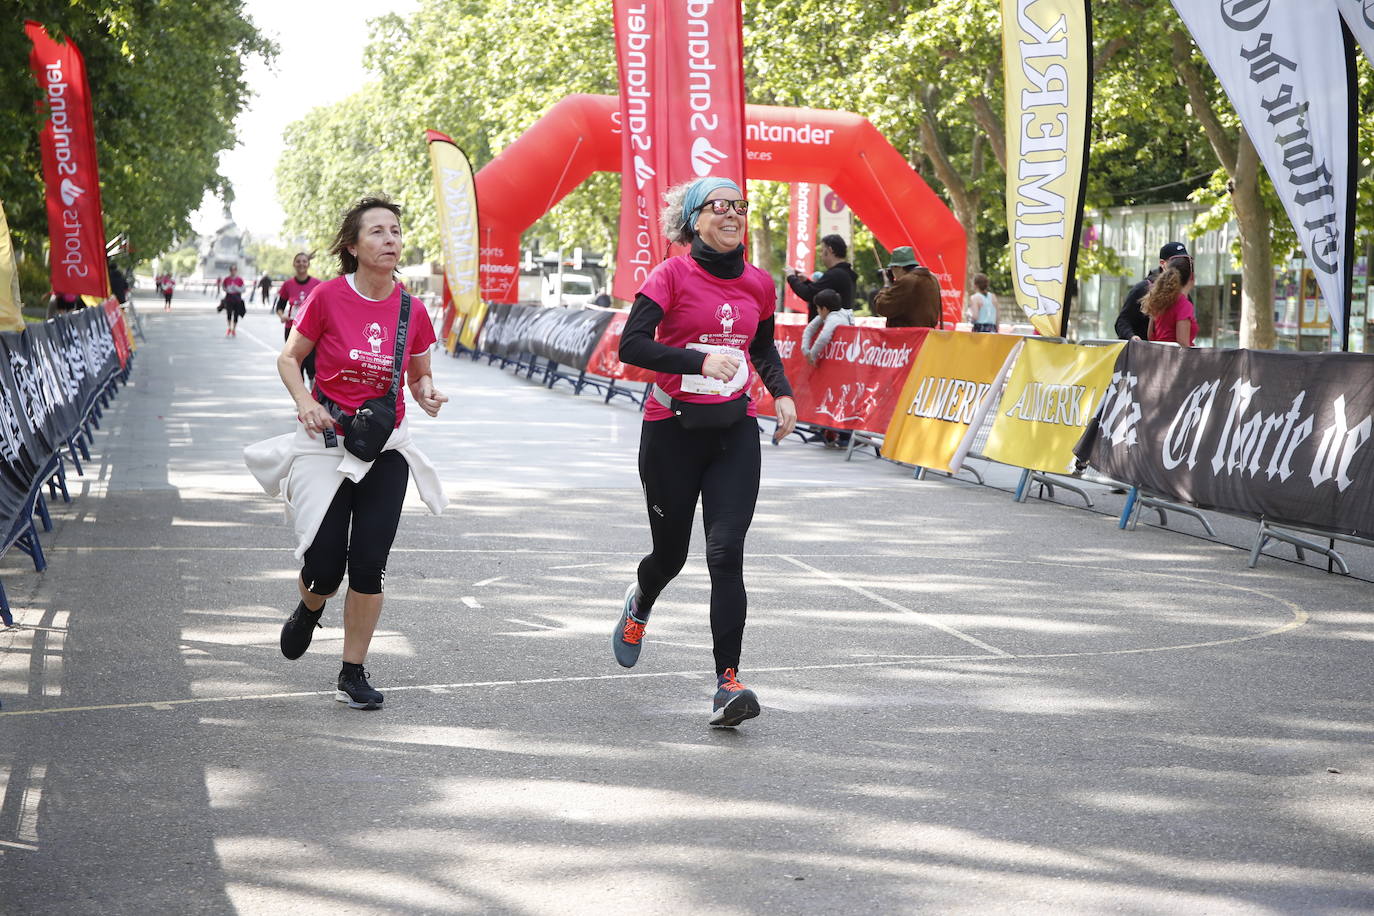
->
<box><xmin>293</xmin><ymin>276</ymin><xmax>438</xmax><ymax>426</ymax></box>
<box><xmin>1150</xmin><ymin>294</ymin><xmax>1197</xmax><ymax>347</ymax></box>
<box><xmin>638</xmin><ymin>253</ymin><xmax>776</xmax><ymax>422</ymax></box>
<box><xmin>222</xmin><ymin>275</ymin><xmax>246</xmax><ymax>296</ymax></box>
<box><xmin>278</xmin><ymin>275</ymin><xmax>322</xmax><ymax>327</ymax></box>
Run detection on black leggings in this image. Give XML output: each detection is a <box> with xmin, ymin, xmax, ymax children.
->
<box><xmin>301</xmin><ymin>450</ymin><xmax>409</xmax><ymax>596</ymax></box>
<box><xmin>284</xmin><ymin>324</ymin><xmax>317</xmax><ymax>384</ymax></box>
<box><xmin>636</xmin><ymin>415</ymin><xmax>761</xmax><ymax>676</ymax></box>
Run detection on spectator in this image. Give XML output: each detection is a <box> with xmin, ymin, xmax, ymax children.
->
<box><xmin>969</xmin><ymin>273</ymin><xmax>997</xmax><ymax>332</ymax></box>
<box><xmin>801</xmin><ymin>288</ymin><xmax>853</xmax><ymax>366</ymax></box>
<box><xmin>872</xmin><ymin>247</ymin><xmax>941</xmax><ymax>328</ymax></box>
<box><xmin>784</xmin><ymin>234</ymin><xmax>857</xmax><ymax>321</ymax></box>
<box><xmin>259</xmin><ymin>273</ymin><xmax>274</xmax><ymax>306</ymax></box>
<box><xmin>47</xmin><ymin>291</ymin><xmax>80</xmax><ymax>320</ymax></box>
<box><xmin>1116</xmin><ymin>241</ymin><xmax>1190</xmax><ymax>340</ymax></box>
<box><xmin>1144</xmin><ymin>254</ymin><xmax>1197</xmax><ymax>347</ymax></box>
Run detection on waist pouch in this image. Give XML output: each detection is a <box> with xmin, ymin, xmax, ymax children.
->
<box><xmin>316</xmin><ymin>393</ymin><xmax>396</xmax><ymax>462</ymax></box>
<box><xmin>653</xmin><ymin>385</ymin><xmax>748</xmax><ymax>430</ymax></box>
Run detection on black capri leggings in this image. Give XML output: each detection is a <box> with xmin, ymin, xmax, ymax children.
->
<box><xmin>636</xmin><ymin>414</ymin><xmax>761</xmax><ymax>676</ymax></box>
<box><xmin>301</xmin><ymin>450</ymin><xmax>409</xmax><ymax>596</ymax></box>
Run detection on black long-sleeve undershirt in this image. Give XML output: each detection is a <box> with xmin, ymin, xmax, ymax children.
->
<box><xmin>619</xmin><ymin>238</ymin><xmax>792</xmax><ymax>400</ymax></box>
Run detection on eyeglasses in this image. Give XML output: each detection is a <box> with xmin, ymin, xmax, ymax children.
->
<box><xmin>697</xmin><ymin>198</ymin><xmax>749</xmax><ymax>216</ymax></box>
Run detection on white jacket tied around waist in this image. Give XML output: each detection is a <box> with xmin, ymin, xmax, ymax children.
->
<box><xmin>243</xmin><ymin>417</ymin><xmax>448</xmax><ymax>559</ymax></box>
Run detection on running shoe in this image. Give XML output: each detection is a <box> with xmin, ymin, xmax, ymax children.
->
<box><xmin>612</xmin><ymin>582</ymin><xmax>647</xmax><ymax>668</ymax></box>
<box><xmin>710</xmin><ymin>668</ymin><xmax>760</xmax><ymax>727</ymax></box>
<box><xmin>336</xmin><ymin>664</ymin><xmax>384</xmax><ymax>710</ymax></box>
<box><xmin>279</xmin><ymin>599</ymin><xmax>324</xmax><ymax>660</ymax></box>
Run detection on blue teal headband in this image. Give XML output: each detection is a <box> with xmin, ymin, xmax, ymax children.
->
<box><xmin>682</xmin><ymin>177</ymin><xmax>742</xmax><ymax>234</ymax></box>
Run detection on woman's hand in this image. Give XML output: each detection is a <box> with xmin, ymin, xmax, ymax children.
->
<box><xmin>410</xmin><ymin>375</ymin><xmax>450</xmax><ymax>417</ymax></box>
<box><xmin>701</xmin><ymin>352</ymin><xmax>741</xmax><ymax>381</ymax></box>
<box><xmin>772</xmin><ymin>396</ymin><xmax>798</xmax><ymax>444</ymax></box>
<box><xmin>295</xmin><ymin>396</ymin><xmax>334</xmax><ymax>439</ymax></box>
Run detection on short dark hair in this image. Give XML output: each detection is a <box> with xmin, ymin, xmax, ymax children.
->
<box><xmin>821</xmin><ymin>234</ymin><xmax>847</xmax><ymax>259</ymax></box>
<box><xmin>815</xmin><ymin>288</ymin><xmax>842</xmax><ymax>312</ymax></box>
<box><xmin>330</xmin><ymin>196</ymin><xmax>402</xmax><ymax>275</ymax></box>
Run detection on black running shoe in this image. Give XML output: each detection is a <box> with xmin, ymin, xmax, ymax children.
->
<box><xmin>336</xmin><ymin>664</ymin><xmax>384</xmax><ymax>710</ymax></box>
<box><xmin>280</xmin><ymin>600</ymin><xmax>324</xmax><ymax>660</ymax></box>
<box><xmin>709</xmin><ymin>668</ymin><xmax>760</xmax><ymax>727</ymax></box>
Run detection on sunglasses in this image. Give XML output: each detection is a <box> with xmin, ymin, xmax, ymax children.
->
<box><xmin>697</xmin><ymin>198</ymin><xmax>749</xmax><ymax>216</ymax></box>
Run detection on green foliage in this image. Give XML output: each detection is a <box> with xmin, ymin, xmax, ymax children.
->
<box><xmin>1</xmin><ymin>1</ymin><xmax>275</xmax><ymax>279</ymax></box>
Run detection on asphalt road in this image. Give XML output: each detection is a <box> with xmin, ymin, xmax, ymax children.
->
<box><xmin>0</xmin><ymin>289</ymin><xmax>1371</xmax><ymax>914</ymax></box>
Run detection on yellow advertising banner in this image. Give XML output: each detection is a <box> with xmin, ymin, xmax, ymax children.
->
<box><xmin>0</xmin><ymin>201</ymin><xmax>24</xmax><ymax>332</ymax></box>
<box><xmin>426</xmin><ymin>130</ymin><xmax>480</xmax><ymax>316</ymax></box>
<box><xmin>459</xmin><ymin>299</ymin><xmax>488</xmax><ymax>351</ymax></box>
<box><xmin>982</xmin><ymin>338</ymin><xmax>1123</xmax><ymax>473</ymax></box>
<box><xmin>1002</xmin><ymin>0</ymin><xmax>1091</xmax><ymax>337</ymax></box>
<box><xmin>882</xmin><ymin>330</ymin><xmax>1022</xmax><ymax>472</ymax></box>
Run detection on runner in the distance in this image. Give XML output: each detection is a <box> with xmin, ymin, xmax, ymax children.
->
<box><xmin>275</xmin><ymin>252</ymin><xmax>323</xmax><ymax>383</ymax></box>
<box><xmin>220</xmin><ymin>265</ymin><xmax>247</xmax><ymax>337</ymax></box>
<box><xmin>612</xmin><ymin>175</ymin><xmax>797</xmax><ymax>728</ymax></box>
<box><xmin>159</xmin><ymin>273</ymin><xmax>175</xmax><ymax>311</ymax></box>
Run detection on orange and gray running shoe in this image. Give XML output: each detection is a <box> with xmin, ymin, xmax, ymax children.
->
<box><xmin>612</xmin><ymin>582</ymin><xmax>648</xmax><ymax>668</ymax></box>
<box><xmin>710</xmin><ymin>668</ymin><xmax>760</xmax><ymax>727</ymax></box>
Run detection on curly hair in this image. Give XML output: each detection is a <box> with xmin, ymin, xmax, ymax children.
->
<box><xmin>1143</xmin><ymin>256</ymin><xmax>1193</xmax><ymax>319</ymax></box>
<box><xmin>659</xmin><ymin>182</ymin><xmax>696</xmax><ymax>246</ymax></box>
<box><xmin>329</xmin><ymin>196</ymin><xmax>402</xmax><ymax>275</ymax></box>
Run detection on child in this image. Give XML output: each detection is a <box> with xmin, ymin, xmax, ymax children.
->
<box><xmin>969</xmin><ymin>273</ymin><xmax>997</xmax><ymax>332</ymax></box>
<box><xmin>801</xmin><ymin>288</ymin><xmax>854</xmax><ymax>365</ymax></box>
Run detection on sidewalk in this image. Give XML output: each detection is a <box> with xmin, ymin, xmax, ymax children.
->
<box><xmin>1</xmin><ymin>291</ymin><xmax>1372</xmax><ymax>914</ymax></box>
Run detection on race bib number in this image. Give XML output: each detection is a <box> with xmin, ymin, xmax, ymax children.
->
<box><xmin>680</xmin><ymin>343</ymin><xmax>748</xmax><ymax>396</ymax></box>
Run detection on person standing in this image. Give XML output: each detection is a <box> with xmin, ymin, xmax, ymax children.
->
<box><xmin>801</xmin><ymin>288</ymin><xmax>853</xmax><ymax>365</ymax></box>
<box><xmin>968</xmin><ymin>273</ymin><xmax>997</xmax><ymax>332</ymax></box>
<box><xmin>1116</xmin><ymin>241</ymin><xmax>1190</xmax><ymax>340</ymax></box>
<box><xmin>784</xmin><ymin>233</ymin><xmax>858</xmax><ymax>322</ymax></box>
<box><xmin>244</xmin><ymin>196</ymin><xmax>448</xmax><ymax>710</ymax></box>
<box><xmin>220</xmin><ymin>265</ymin><xmax>247</xmax><ymax>337</ymax></box>
<box><xmin>259</xmin><ymin>273</ymin><xmax>274</xmax><ymax>306</ymax></box>
<box><xmin>160</xmin><ymin>274</ymin><xmax>176</xmax><ymax>311</ymax></box>
<box><xmin>1143</xmin><ymin>254</ymin><xmax>1197</xmax><ymax>347</ymax></box>
<box><xmin>872</xmin><ymin>247</ymin><xmax>942</xmax><ymax>328</ymax></box>
<box><xmin>612</xmin><ymin>176</ymin><xmax>797</xmax><ymax>728</ymax></box>
<box><xmin>275</xmin><ymin>252</ymin><xmax>323</xmax><ymax>382</ymax></box>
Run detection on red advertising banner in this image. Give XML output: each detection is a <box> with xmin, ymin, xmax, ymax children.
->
<box><xmin>586</xmin><ymin>310</ymin><xmax>656</xmax><ymax>382</ymax></box>
<box><xmin>783</xmin><ymin>182</ymin><xmax>817</xmax><ymax>313</ymax></box>
<box><xmin>25</xmin><ymin>21</ymin><xmax>109</xmax><ymax>299</ymax></box>
<box><xmin>101</xmin><ymin>297</ymin><xmax>130</xmax><ymax>369</ymax></box>
<box><xmin>664</xmin><ymin>0</ymin><xmax>747</xmax><ymax>198</ymax></box>
<box><xmin>752</xmin><ymin>324</ymin><xmax>930</xmax><ymax>432</ymax></box>
<box><xmin>612</xmin><ymin>0</ymin><xmax>668</xmax><ymax>302</ymax></box>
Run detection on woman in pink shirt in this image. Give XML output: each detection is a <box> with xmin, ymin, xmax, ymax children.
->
<box><xmin>1144</xmin><ymin>254</ymin><xmax>1197</xmax><ymax>347</ymax></box>
<box><xmin>611</xmin><ymin>176</ymin><xmax>797</xmax><ymax>728</ymax></box>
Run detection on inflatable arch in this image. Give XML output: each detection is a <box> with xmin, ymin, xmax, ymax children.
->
<box><xmin>475</xmin><ymin>93</ymin><xmax>966</xmax><ymax>323</ymax></box>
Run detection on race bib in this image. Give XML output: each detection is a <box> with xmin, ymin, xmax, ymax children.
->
<box><xmin>680</xmin><ymin>343</ymin><xmax>748</xmax><ymax>396</ymax></box>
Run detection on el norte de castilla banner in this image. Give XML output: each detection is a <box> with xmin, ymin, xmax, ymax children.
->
<box><xmin>1002</xmin><ymin>0</ymin><xmax>1091</xmax><ymax>338</ymax></box>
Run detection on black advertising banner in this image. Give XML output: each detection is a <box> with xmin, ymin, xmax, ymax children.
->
<box><xmin>1078</xmin><ymin>341</ymin><xmax>1374</xmax><ymax>538</ymax></box>
<box><xmin>477</xmin><ymin>304</ymin><xmax>617</xmax><ymax>370</ymax></box>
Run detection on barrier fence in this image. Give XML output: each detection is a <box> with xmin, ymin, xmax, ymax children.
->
<box><xmin>450</xmin><ymin>303</ymin><xmax>1374</xmax><ymax>575</ymax></box>
<box><xmin>0</xmin><ymin>303</ymin><xmax>132</xmax><ymax>627</ymax></box>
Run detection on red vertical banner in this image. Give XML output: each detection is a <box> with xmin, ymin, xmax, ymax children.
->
<box><xmin>664</xmin><ymin>0</ymin><xmax>747</xmax><ymax>194</ymax></box>
<box><xmin>612</xmin><ymin>0</ymin><xmax>668</xmax><ymax>302</ymax></box>
<box><xmin>25</xmin><ymin>22</ymin><xmax>109</xmax><ymax>299</ymax></box>
<box><xmin>101</xmin><ymin>297</ymin><xmax>130</xmax><ymax>369</ymax></box>
<box><xmin>783</xmin><ymin>182</ymin><xmax>817</xmax><ymax>313</ymax></box>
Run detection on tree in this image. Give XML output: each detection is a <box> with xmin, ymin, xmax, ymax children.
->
<box><xmin>1</xmin><ymin>2</ymin><xmax>274</xmax><ymax>273</ymax></box>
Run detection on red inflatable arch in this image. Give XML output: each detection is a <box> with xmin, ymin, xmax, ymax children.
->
<box><xmin>475</xmin><ymin>93</ymin><xmax>966</xmax><ymax>324</ymax></box>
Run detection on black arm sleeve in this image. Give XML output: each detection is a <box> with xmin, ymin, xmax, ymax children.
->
<box><xmin>749</xmin><ymin>317</ymin><xmax>793</xmax><ymax>400</ymax></box>
<box><xmin>785</xmin><ymin>273</ymin><xmax>817</xmax><ymax>302</ymax></box>
<box><xmin>618</xmin><ymin>293</ymin><xmax>708</xmax><ymax>375</ymax></box>
<box><xmin>1114</xmin><ymin>282</ymin><xmax>1149</xmax><ymax>340</ymax></box>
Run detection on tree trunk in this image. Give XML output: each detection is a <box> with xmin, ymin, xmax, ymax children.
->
<box><xmin>917</xmin><ymin>91</ymin><xmax>981</xmax><ymax>283</ymax></box>
<box><xmin>1230</xmin><ymin>130</ymin><xmax>1276</xmax><ymax>350</ymax></box>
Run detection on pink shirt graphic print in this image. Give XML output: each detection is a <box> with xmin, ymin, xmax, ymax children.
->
<box><xmin>293</xmin><ymin>276</ymin><xmax>437</xmax><ymax>425</ymax></box>
<box><xmin>638</xmin><ymin>254</ymin><xmax>776</xmax><ymax>421</ymax></box>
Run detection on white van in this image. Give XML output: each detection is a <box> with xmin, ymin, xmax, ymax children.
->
<box><xmin>543</xmin><ymin>272</ymin><xmax>599</xmax><ymax>308</ymax></box>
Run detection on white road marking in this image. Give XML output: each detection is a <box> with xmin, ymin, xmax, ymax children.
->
<box><xmin>504</xmin><ymin>618</ymin><xmax>560</xmax><ymax>631</ymax></box>
<box><xmin>461</xmin><ymin>596</ymin><xmax>482</xmax><ymax>609</ymax></box>
<box><xmin>473</xmin><ymin>576</ymin><xmax>506</xmax><ymax>586</ymax></box>
<box><xmin>549</xmin><ymin>562</ymin><xmax>608</xmax><ymax>570</ymax></box>
<box><xmin>778</xmin><ymin>554</ymin><xmax>1012</xmax><ymax>658</ymax></box>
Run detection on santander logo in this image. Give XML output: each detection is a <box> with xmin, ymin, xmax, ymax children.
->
<box><xmin>632</xmin><ymin>155</ymin><xmax>656</xmax><ymax>190</ymax></box>
<box><xmin>690</xmin><ymin>137</ymin><xmax>727</xmax><ymax>176</ymax></box>
<box><xmin>60</xmin><ymin>178</ymin><xmax>85</xmax><ymax>206</ymax></box>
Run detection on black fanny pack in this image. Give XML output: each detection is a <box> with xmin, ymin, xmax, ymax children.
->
<box><xmin>652</xmin><ymin>385</ymin><xmax>749</xmax><ymax>430</ymax></box>
<box><xmin>316</xmin><ymin>291</ymin><xmax>412</xmax><ymax>462</ymax></box>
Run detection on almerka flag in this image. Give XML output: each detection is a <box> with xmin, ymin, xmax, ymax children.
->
<box><xmin>1001</xmin><ymin>0</ymin><xmax>1091</xmax><ymax>338</ymax></box>
<box><xmin>0</xmin><ymin>202</ymin><xmax>24</xmax><ymax>332</ymax></box>
<box><xmin>612</xmin><ymin>0</ymin><xmax>748</xmax><ymax>301</ymax></box>
<box><xmin>1171</xmin><ymin>0</ymin><xmax>1353</xmax><ymax>340</ymax></box>
<box><xmin>26</xmin><ymin>21</ymin><xmax>109</xmax><ymax>300</ymax></box>
<box><xmin>425</xmin><ymin>130</ymin><xmax>480</xmax><ymax>316</ymax></box>
<box><xmin>783</xmin><ymin>182</ymin><xmax>817</xmax><ymax>313</ymax></box>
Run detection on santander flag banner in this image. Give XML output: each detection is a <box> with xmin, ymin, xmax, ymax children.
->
<box><xmin>425</xmin><ymin>131</ymin><xmax>481</xmax><ymax>317</ymax></box>
<box><xmin>664</xmin><ymin>0</ymin><xmax>747</xmax><ymax>194</ymax></box>
<box><xmin>1001</xmin><ymin>0</ymin><xmax>1092</xmax><ymax>338</ymax></box>
<box><xmin>1171</xmin><ymin>0</ymin><xmax>1354</xmax><ymax>341</ymax></box>
<box><xmin>783</xmin><ymin>182</ymin><xmax>817</xmax><ymax>313</ymax></box>
<box><xmin>26</xmin><ymin>21</ymin><xmax>109</xmax><ymax>299</ymax></box>
<box><xmin>612</xmin><ymin>0</ymin><xmax>668</xmax><ymax>302</ymax></box>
